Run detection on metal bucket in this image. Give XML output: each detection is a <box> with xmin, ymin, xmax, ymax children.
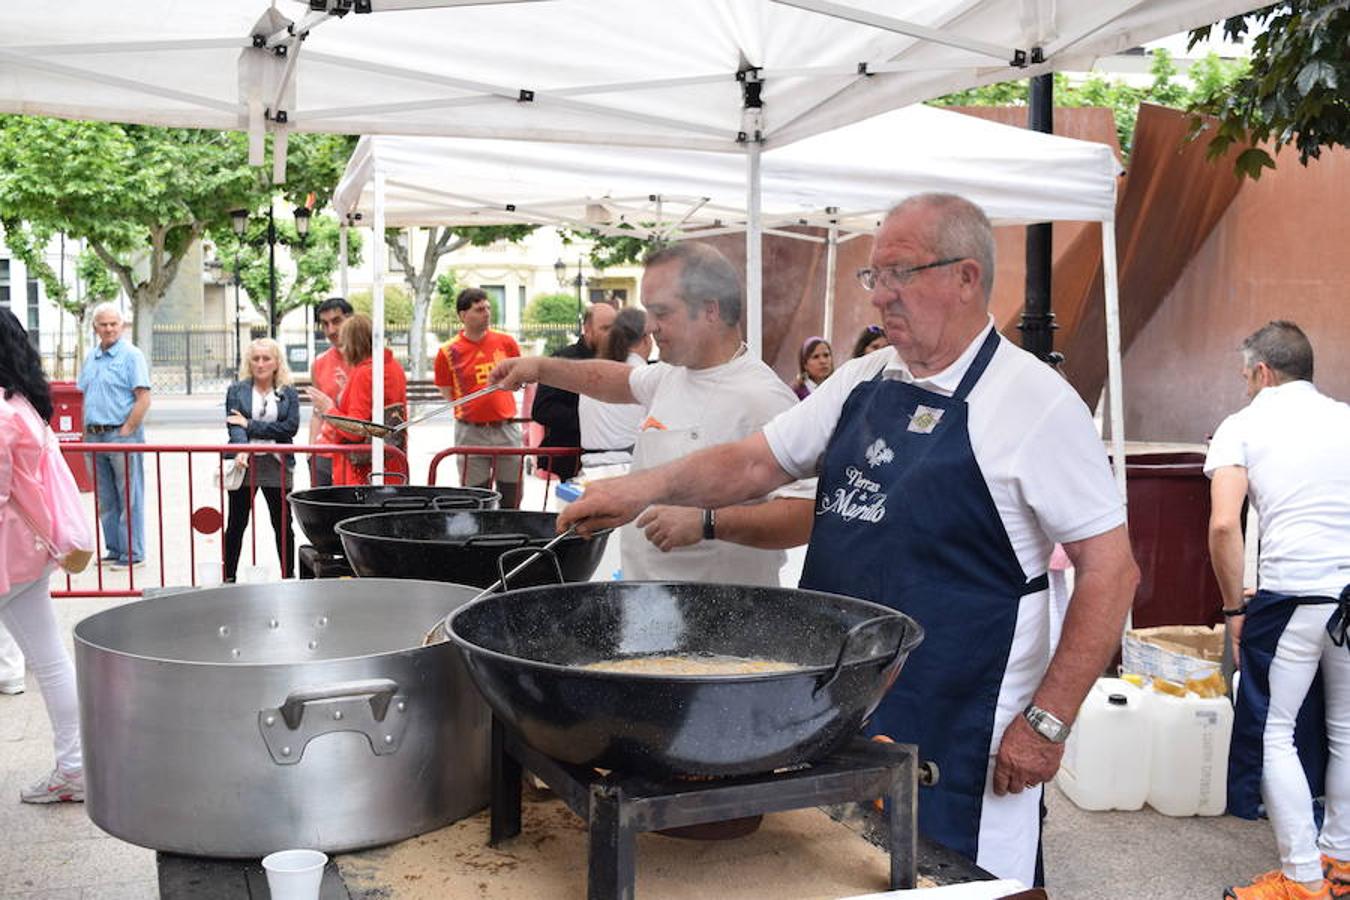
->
<box><xmin>74</xmin><ymin>579</ymin><xmax>489</xmax><ymax>857</ymax></box>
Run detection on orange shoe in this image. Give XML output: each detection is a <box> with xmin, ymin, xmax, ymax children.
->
<box><xmin>1323</xmin><ymin>856</ymin><xmax>1350</xmax><ymax>898</ymax></box>
<box><xmin>1224</xmin><ymin>870</ymin><xmax>1330</xmax><ymax>899</ymax></box>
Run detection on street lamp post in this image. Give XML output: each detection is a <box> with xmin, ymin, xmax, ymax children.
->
<box><xmin>229</xmin><ymin>205</ymin><xmax>312</xmax><ymax>343</ymax></box>
<box><xmin>554</xmin><ymin>255</ymin><xmax>588</xmax><ymax>331</ymax></box>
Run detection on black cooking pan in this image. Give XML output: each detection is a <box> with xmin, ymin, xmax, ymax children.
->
<box><xmin>289</xmin><ymin>485</ymin><xmax>500</xmax><ymax>555</ymax></box>
<box><xmin>446</xmin><ymin>581</ymin><xmax>923</xmax><ymax>778</ymax></box>
<box><xmin>336</xmin><ymin>509</ymin><xmax>611</xmax><ymax>589</ymax></box>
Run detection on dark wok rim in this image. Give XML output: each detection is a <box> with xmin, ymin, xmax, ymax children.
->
<box><xmin>287</xmin><ymin>485</ymin><xmax>501</xmax><ymax>510</ymax></box>
<box><xmin>445</xmin><ymin>580</ymin><xmax>923</xmax><ymax>684</ymax></box>
<box><xmin>334</xmin><ymin>509</ymin><xmax>613</xmax><ymax>547</ymax></box>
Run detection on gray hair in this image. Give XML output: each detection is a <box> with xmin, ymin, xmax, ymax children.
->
<box><xmin>643</xmin><ymin>242</ymin><xmax>743</xmax><ymax>326</ymax></box>
<box><xmin>90</xmin><ymin>302</ymin><xmax>123</xmax><ymax>323</ymax></box>
<box><xmin>1240</xmin><ymin>320</ymin><xmax>1313</xmax><ymax>382</ymax></box>
<box><xmin>885</xmin><ymin>193</ymin><xmax>996</xmax><ymax>299</ymax></box>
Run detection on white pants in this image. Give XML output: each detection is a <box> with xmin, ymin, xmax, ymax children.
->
<box><xmin>0</xmin><ymin>621</ymin><xmax>23</xmax><ymax>685</ymax></box>
<box><xmin>0</xmin><ymin>574</ymin><xmax>82</xmax><ymax>775</ymax></box>
<box><xmin>1264</xmin><ymin>604</ymin><xmax>1350</xmax><ymax>882</ymax></box>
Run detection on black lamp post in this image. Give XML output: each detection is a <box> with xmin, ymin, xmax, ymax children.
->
<box><xmin>229</xmin><ymin>205</ymin><xmax>312</xmax><ymax>340</ymax></box>
<box><xmin>227</xmin><ymin>209</ymin><xmax>248</xmax><ymax>367</ymax></box>
<box><xmin>554</xmin><ymin>255</ymin><xmax>588</xmax><ymax>330</ymax></box>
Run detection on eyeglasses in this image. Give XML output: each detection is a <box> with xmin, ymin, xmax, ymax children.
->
<box><xmin>855</xmin><ymin>257</ymin><xmax>965</xmax><ymax>292</ymax></box>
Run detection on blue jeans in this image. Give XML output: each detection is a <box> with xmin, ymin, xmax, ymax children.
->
<box><xmin>89</xmin><ymin>429</ymin><xmax>145</xmax><ymax>563</ymax></box>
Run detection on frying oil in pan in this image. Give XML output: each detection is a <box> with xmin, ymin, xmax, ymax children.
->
<box><xmin>582</xmin><ymin>652</ymin><xmax>803</xmax><ymax>676</ymax></box>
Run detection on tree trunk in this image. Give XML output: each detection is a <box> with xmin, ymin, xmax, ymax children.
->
<box><xmin>132</xmin><ymin>289</ymin><xmax>158</xmax><ymax>362</ymax></box>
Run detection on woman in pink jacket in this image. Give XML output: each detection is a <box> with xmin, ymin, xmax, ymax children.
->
<box><xmin>0</xmin><ymin>308</ymin><xmax>85</xmax><ymax>804</ymax></box>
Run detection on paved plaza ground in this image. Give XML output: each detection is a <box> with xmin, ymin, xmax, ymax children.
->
<box><xmin>2</xmin><ymin>395</ymin><xmax>1280</xmax><ymax>898</ymax></box>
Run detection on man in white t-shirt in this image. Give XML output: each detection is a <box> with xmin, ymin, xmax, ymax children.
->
<box><xmin>558</xmin><ymin>194</ymin><xmax>1138</xmax><ymax>886</ymax></box>
<box><xmin>490</xmin><ymin>242</ymin><xmax>813</xmax><ymax>584</ymax></box>
<box><xmin>1206</xmin><ymin>321</ymin><xmax>1350</xmax><ymax>900</ymax></box>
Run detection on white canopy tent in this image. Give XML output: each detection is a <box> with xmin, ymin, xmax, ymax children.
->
<box><xmin>333</xmin><ymin>103</ymin><xmax>1129</xmax><ymax>494</ymax></box>
<box><xmin>0</xmin><ymin>0</ymin><xmax>1259</xmax><ymax>480</ymax></box>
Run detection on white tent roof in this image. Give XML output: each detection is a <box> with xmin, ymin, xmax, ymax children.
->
<box><xmin>333</xmin><ymin>103</ymin><xmax>1122</xmax><ymax>236</ymax></box>
<box><xmin>1</xmin><ymin>0</ymin><xmax>1259</xmax><ymax>157</ymax></box>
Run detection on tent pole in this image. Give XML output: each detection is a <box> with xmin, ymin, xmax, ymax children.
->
<box><xmin>339</xmin><ymin>223</ymin><xmax>349</xmax><ymax>298</ymax></box>
<box><xmin>1103</xmin><ymin>217</ymin><xmax>1130</xmax><ymax>633</ymax></box>
<box><xmin>1020</xmin><ymin>72</ymin><xmax>1057</xmax><ymax>363</ymax></box>
<box><xmin>746</xmin><ymin>141</ymin><xmax>763</xmax><ymax>360</ymax></box>
<box><xmin>822</xmin><ymin>218</ymin><xmax>838</xmax><ymax>345</ymax></box>
<box><xmin>372</xmin><ymin>170</ymin><xmax>386</xmax><ymax>481</ymax></box>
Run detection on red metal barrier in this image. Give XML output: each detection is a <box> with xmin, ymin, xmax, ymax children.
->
<box><xmin>427</xmin><ymin>445</ymin><xmax>581</xmax><ymax>511</ymax></box>
<box><xmin>53</xmin><ymin>442</ymin><xmax>407</xmax><ymax>599</ymax></box>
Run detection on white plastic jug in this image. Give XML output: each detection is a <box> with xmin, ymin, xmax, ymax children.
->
<box><xmin>1056</xmin><ymin>677</ymin><xmax>1152</xmax><ymax>811</ymax></box>
<box><xmin>1146</xmin><ymin>688</ymin><xmax>1234</xmax><ymax>816</ymax></box>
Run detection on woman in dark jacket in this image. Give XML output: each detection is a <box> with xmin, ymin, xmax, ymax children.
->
<box><xmin>223</xmin><ymin>338</ymin><xmax>299</xmax><ymax>581</ymax></box>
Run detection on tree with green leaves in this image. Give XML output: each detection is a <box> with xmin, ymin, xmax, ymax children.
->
<box><xmin>0</xmin><ymin>116</ymin><xmax>355</xmax><ymax>352</ymax></box>
<box><xmin>1188</xmin><ymin>1</ymin><xmax>1349</xmax><ymax>180</ymax></box>
<box><xmin>524</xmin><ymin>291</ymin><xmax>583</xmax><ymax>354</ymax></box>
<box><xmin>386</xmin><ymin>224</ymin><xmax>536</xmax><ymax>381</ymax></box>
<box><xmin>207</xmin><ymin>213</ymin><xmax>363</xmax><ymax>333</ymax></box>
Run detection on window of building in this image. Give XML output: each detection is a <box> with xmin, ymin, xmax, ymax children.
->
<box><xmin>26</xmin><ymin>278</ymin><xmax>40</xmax><ymax>332</ymax></box>
<box><xmin>0</xmin><ymin>258</ymin><xmax>10</xmax><ymax>308</ymax></box>
<box><xmin>480</xmin><ymin>285</ymin><xmax>505</xmax><ymax>324</ymax></box>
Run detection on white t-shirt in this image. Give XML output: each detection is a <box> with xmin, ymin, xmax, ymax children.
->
<box><xmin>624</xmin><ymin>348</ymin><xmax>814</xmax><ymax>584</ymax></box>
<box><xmin>578</xmin><ymin>353</ymin><xmax>647</xmax><ymax>469</ymax></box>
<box><xmin>1204</xmin><ymin>380</ymin><xmax>1350</xmax><ymax>596</ymax></box>
<box><xmin>763</xmin><ymin>318</ymin><xmax>1125</xmax><ymax>753</ymax></box>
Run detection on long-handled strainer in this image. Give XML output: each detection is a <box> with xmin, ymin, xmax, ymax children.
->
<box><xmin>422</xmin><ymin>525</ymin><xmax>578</xmax><ymax>646</ymax></box>
<box><xmin>324</xmin><ymin>384</ymin><xmax>503</xmax><ymax>439</ymax></box>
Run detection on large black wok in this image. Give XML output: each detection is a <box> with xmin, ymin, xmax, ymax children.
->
<box><xmin>447</xmin><ymin>581</ymin><xmax>924</xmax><ymax>778</ymax></box>
<box><xmin>288</xmin><ymin>485</ymin><xmax>500</xmax><ymax>554</ymax></box>
<box><xmin>337</xmin><ymin>510</ymin><xmax>611</xmax><ymax>589</ymax></box>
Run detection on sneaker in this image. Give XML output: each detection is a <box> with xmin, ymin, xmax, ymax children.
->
<box><xmin>1323</xmin><ymin>856</ymin><xmax>1350</xmax><ymax>897</ymax></box>
<box><xmin>0</xmin><ymin>678</ymin><xmax>24</xmax><ymax>695</ymax></box>
<box><xmin>109</xmin><ymin>558</ymin><xmax>145</xmax><ymax>571</ymax></box>
<box><xmin>19</xmin><ymin>769</ymin><xmax>84</xmax><ymax>804</ymax></box>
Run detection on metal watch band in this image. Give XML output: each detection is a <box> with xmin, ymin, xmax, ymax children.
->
<box><xmin>1023</xmin><ymin>703</ymin><xmax>1070</xmax><ymax>743</ymax></box>
<box><xmin>702</xmin><ymin>508</ymin><xmax>716</xmax><ymax>540</ymax></box>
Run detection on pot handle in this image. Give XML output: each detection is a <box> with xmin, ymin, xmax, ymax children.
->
<box><xmin>462</xmin><ymin>533</ymin><xmax>532</xmax><ymax>548</ymax></box>
<box><xmin>258</xmin><ymin>678</ymin><xmax>410</xmax><ymax>765</ymax></box>
<box><xmin>367</xmin><ymin>470</ymin><xmax>409</xmax><ymax>484</ymax></box>
<box><xmin>814</xmin><ymin>615</ymin><xmax>908</xmax><ymax>697</ymax></box>
<box><xmin>379</xmin><ymin>496</ymin><xmax>431</xmax><ymax>509</ymax></box>
<box><xmin>431</xmin><ymin>495</ymin><xmax>480</xmax><ymax>511</ymax></box>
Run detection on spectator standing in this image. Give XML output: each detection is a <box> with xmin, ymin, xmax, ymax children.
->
<box><xmin>851</xmin><ymin>323</ymin><xmax>890</xmax><ymax>359</ymax></box>
<box><xmin>530</xmin><ymin>302</ymin><xmax>617</xmax><ymax>479</ymax></box>
<box><xmin>77</xmin><ymin>303</ymin><xmax>150</xmax><ymax>568</ymax></box>
<box><xmin>312</xmin><ymin>315</ymin><xmax>409</xmax><ymax>487</ymax></box>
<box><xmin>0</xmin><ymin>307</ymin><xmax>88</xmax><ymax>803</ymax></box>
<box><xmin>577</xmin><ymin>307</ymin><xmax>652</xmax><ymax>471</ymax></box>
<box><xmin>791</xmin><ymin>336</ymin><xmax>834</xmax><ymax>399</ymax></box>
<box><xmin>1208</xmin><ymin>322</ymin><xmax>1350</xmax><ymax>900</ymax></box>
<box><xmin>434</xmin><ymin>289</ymin><xmax>523</xmax><ymax>508</ymax></box>
<box><xmin>223</xmin><ymin>338</ymin><xmax>300</xmax><ymax>582</ymax></box>
<box><xmin>307</xmin><ymin>297</ymin><xmax>353</xmax><ymax>487</ymax></box>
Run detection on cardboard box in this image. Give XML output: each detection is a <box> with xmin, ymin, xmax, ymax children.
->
<box><xmin>1122</xmin><ymin>625</ymin><xmax>1224</xmax><ymax>683</ymax></box>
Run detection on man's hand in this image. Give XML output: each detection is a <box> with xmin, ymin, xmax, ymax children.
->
<box><xmin>489</xmin><ymin>356</ymin><xmax>542</xmax><ymax>391</ymax></box>
<box><xmin>991</xmin><ymin>715</ymin><xmax>1065</xmax><ymax>796</ymax></box>
<box><xmin>558</xmin><ymin>473</ymin><xmax>658</xmax><ymax>538</ymax></box>
<box><xmin>635</xmin><ymin>506</ymin><xmax>702</xmax><ymax>552</ymax></box>
<box><xmin>306</xmin><ymin>387</ymin><xmax>334</xmax><ymax>415</ymax></box>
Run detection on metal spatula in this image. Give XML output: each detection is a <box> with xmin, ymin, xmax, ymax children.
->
<box><xmin>324</xmin><ymin>384</ymin><xmax>502</xmax><ymax>439</ymax></box>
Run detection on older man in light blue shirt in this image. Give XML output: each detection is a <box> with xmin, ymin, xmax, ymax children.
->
<box><xmin>77</xmin><ymin>304</ymin><xmax>151</xmax><ymax>568</ymax></box>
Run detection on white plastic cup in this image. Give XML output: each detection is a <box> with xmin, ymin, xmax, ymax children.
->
<box><xmin>195</xmin><ymin>560</ymin><xmax>223</xmax><ymax>587</ymax></box>
<box><xmin>240</xmin><ymin>564</ymin><xmax>271</xmax><ymax>584</ymax></box>
<box><xmin>261</xmin><ymin>849</ymin><xmax>327</xmax><ymax>900</ymax></box>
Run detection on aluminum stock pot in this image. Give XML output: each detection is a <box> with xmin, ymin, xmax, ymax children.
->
<box><xmin>73</xmin><ymin>579</ymin><xmax>489</xmax><ymax>858</ymax></box>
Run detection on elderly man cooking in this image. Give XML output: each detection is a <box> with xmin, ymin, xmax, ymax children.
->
<box><xmin>556</xmin><ymin>193</ymin><xmax>1139</xmax><ymax>885</ymax></box>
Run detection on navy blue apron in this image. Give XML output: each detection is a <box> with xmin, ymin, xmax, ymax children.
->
<box><xmin>1227</xmin><ymin>588</ymin><xmax>1347</xmax><ymax>819</ymax></box>
<box><xmin>800</xmin><ymin>330</ymin><xmax>1048</xmax><ymax>868</ymax></box>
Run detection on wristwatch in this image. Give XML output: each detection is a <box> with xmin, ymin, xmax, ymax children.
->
<box><xmin>1022</xmin><ymin>704</ymin><xmax>1071</xmax><ymax>743</ymax></box>
<box><xmin>702</xmin><ymin>508</ymin><xmax>717</xmax><ymax>541</ymax></box>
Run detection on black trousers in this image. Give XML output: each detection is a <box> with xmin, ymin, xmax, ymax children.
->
<box><xmin>224</xmin><ymin>483</ymin><xmax>295</xmax><ymax>581</ymax></box>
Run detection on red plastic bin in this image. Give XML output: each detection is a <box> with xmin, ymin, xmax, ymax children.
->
<box><xmin>48</xmin><ymin>381</ymin><xmax>94</xmax><ymax>493</ymax></box>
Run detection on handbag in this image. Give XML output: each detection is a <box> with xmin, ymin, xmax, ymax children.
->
<box><xmin>12</xmin><ymin>424</ymin><xmax>95</xmax><ymax>574</ymax></box>
<box><xmin>214</xmin><ymin>457</ymin><xmax>248</xmax><ymax>492</ymax></box>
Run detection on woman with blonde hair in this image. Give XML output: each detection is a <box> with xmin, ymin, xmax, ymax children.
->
<box><xmin>309</xmin><ymin>315</ymin><xmax>409</xmax><ymax>486</ymax></box>
<box><xmin>222</xmin><ymin>337</ymin><xmax>299</xmax><ymax>581</ymax></box>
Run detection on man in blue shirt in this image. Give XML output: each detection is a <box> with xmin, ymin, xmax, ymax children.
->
<box><xmin>77</xmin><ymin>303</ymin><xmax>152</xmax><ymax>568</ymax></box>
